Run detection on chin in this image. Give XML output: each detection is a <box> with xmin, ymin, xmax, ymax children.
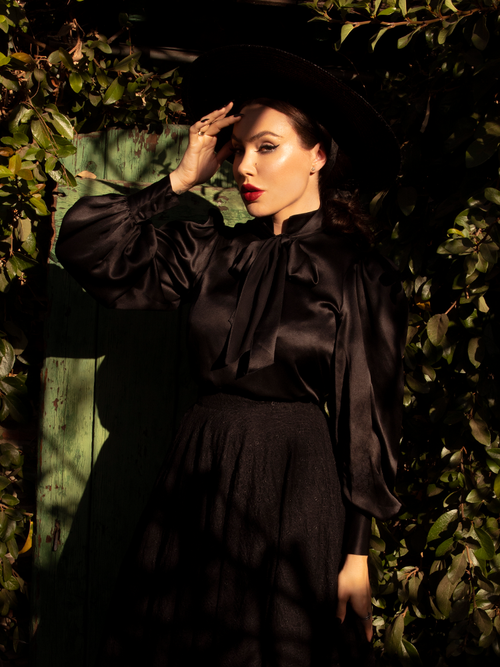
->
<box><xmin>242</xmin><ymin>200</ymin><xmax>272</xmax><ymax>218</ymax></box>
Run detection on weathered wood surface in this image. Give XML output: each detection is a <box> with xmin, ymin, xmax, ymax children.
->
<box><xmin>33</xmin><ymin>127</ymin><xmax>248</xmax><ymax>666</ymax></box>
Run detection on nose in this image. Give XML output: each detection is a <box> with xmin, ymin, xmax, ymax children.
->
<box><xmin>234</xmin><ymin>148</ymin><xmax>256</xmax><ymax>178</ymax></box>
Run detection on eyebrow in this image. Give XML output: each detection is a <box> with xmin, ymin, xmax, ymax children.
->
<box><xmin>231</xmin><ymin>131</ymin><xmax>283</xmax><ymax>144</ymax></box>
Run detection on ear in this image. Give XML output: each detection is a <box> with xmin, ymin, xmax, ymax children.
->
<box><xmin>311</xmin><ymin>143</ymin><xmax>328</xmax><ymax>173</ymax></box>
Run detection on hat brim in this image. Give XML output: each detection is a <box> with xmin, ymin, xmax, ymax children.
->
<box><xmin>181</xmin><ymin>45</ymin><xmax>400</xmax><ymax>190</ymax></box>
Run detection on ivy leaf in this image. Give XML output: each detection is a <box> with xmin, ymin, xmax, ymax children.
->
<box><xmin>370</xmin><ymin>27</ymin><xmax>390</xmax><ymax>51</ymax></box>
<box><xmin>31</xmin><ymin>120</ymin><xmax>51</xmax><ymax>149</ymax></box>
<box><xmin>95</xmin><ymin>40</ymin><xmax>112</xmax><ymax>54</ymax></box>
<box><xmin>110</xmin><ymin>51</ymin><xmax>141</xmax><ymax>72</ymax></box>
<box><xmin>398</xmin><ymin>28</ymin><xmax>421</xmax><ymax>50</ymax></box>
<box><xmin>436</xmin><ymin>571</ymin><xmax>456</xmax><ymax>617</ymax></box>
<box><xmin>103</xmin><ymin>77</ymin><xmax>125</xmax><ymax>105</ymax></box>
<box><xmin>470</xmin><ymin>417</ymin><xmax>491</xmax><ymax>446</ymax></box>
<box><xmin>340</xmin><ymin>24</ymin><xmax>355</xmax><ymax>44</ymax></box>
<box><xmin>493</xmin><ymin>473</ymin><xmax>500</xmax><ymax>499</ymax></box>
<box><xmin>437</xmin><ymin>238</ymin><xmax>474</xmax><ymax>254</ymax></box>
<box><xmin>385</xmin><ymin>613</ymin><xmax>404</xmax><ymax>655</ymax></box>
<box><xmin>9</xmin><ymin>52</ymin><xmax>35</xmax><ymax>71</ymax></box>
<box><xmin>0</xmin><ymin>477</ymin><xmax>11</xmax><ymax>492</ymax></box>
<box><xmin>69</xmin><ymin>72</ymin><xmax>83</xmax><ymax>94</ymax></box>
<box><xmin>473</xmin><ymin>608</ymin><xmax>492</xmax><ymax>635</ymax></box>
<box><xmin>467</xmin><ymin>337</ymin><xmax>482</xmax><ymax>368</ymax></box>
<box><xmin>427</xmin><ymin>314</ymin><xmax>449</xmax><ymax>347</ymax></box>
<box><xmin>474</xmin><ymin>527</ymin><xmax>495</xmax><ymax>560</ymax></box>
<box><xmin>447</xmin><ymin>551</ymin><xmax>467</xmax><ymax>584</ymax></box>
<box><xmin>427</xmin><ymin>509</ymin><xmax>458</xmax><ymax>542</ymax></box>
<box><xmin>3</xmin><ymin>393</ymin><xmax>30</xmax><ymax>423</ymax></box>
<box><xmin>435</xmin><ymin>536</ymin><xmax>454</xmax><ymax>557</ymax></box>
<box><xmin>0</xmin><ymin>494</ymin><xmax>19</xmax><ymax>507</ymax></box>
<box><xmin>47</xmin><ymin>109</ymin><xmax>74</xmax><ymax>141</ymax></box>
<box><xmin>466</xmin><ymin>135</ymin><xmax>499</xmax><ymax>168</ymax></box>
<box><xmin>397</xmin><ymin>186</ymin><xmax>417</xmax><ymax>216</ymax></box>
<box><xmin>484</xmin><ymin>187</ymin><xmax>500</xmax><ymax>205</ymax></box>
<box><xmin>471</xmin><ymin>16</ymin><xmax>489</xmax><ymax>51</ymax></box>
<box><xmin>0</xmin><ymin>339</ymin><xmax>15</xmax><ymax>379</ymax></box>
<box><xmin>28</xmin><ymin>196</ymin><xmax>50</xmax><ymax>216</ymax></box>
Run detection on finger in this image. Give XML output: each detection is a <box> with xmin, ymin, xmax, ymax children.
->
<box><xmin>201</xmin><ymin>115</ymin><xmax>241</xmax><ymax>141</ymax></box>
<box><xmin>336</xmin><ymin>597</ymin><xmax>347</xmax><ymax>623</ymax></box>
<box><xmin>192</xmin><ymin>103</ymin><xmax>234</xmax><ymax>131</ymax></box>
<box><xmin>361</xmin><ymin>618</ymin><xmax>373</xmax><ymax>642</ymax></box>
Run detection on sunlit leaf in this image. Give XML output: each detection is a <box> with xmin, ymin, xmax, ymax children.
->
<box><xmin>31</xmin><ymin>119</ymin><xmax>51</xmax><ymax>149</ymax></box>
<box><xmin>103</xmin><ymin>77</ymin><xmax>125</xmax><ymax>105</ymax></box>
<box><xmin>69</xmin><ymin>72</ymin><xmax>83</xmax><ymax>94</ymax></box>
<box><xmin>470</xmin><ymin>417</ymin><xmax>491</xmax><ymax>446</ymax></box>
<box><xmin>370</xmin><ymin>27</ymin><xmax>390</xmax><ymax>51</ymax></box>
<box><xmin>427</xmin><ymin>510</ymin><xmax>458</xmax><ymax>542</ymax></box>
<box><xmin>47</xmin><ymin>109</ymin><xmax>74</xmax><ymax>141</ymax></box>
<box><xmin>484</xmin><ymin>187</ymin><xmax>500</xmax><ymax>205</ymax></box>
<box><xmin>9</xmin><ymin>52</ymin><xmax>35</xmax><ymax>71</ymax></box>
<box><xmin>110</xmin><ymin>51</ymin><xmax>141</xmax><ymax>72</ymax></box>
<box><xmin>28</xmin><ymin>196</ymin><xmax>50</xmax><ymax>216</ymax></box>
<box><xmin>340</xmin><ymin>24</ymin><xmax>355</xmax><ymax>44</ymax></box>
<box><xmin>427</xmin><ymin>314</ymin><xmax>449</xmax><ymax>347</ymax></box>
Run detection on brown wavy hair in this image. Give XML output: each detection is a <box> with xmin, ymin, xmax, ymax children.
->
<box><xmin>240</xmin><ymin>98</ymin><xmax>373</xmax><ymax>244</ymax></box>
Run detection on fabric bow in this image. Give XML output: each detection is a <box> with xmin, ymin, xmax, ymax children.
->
<box><xmin>224</xmin><ymin>234</ymin><xmax>319</xmax><ymax>375</ymax></box>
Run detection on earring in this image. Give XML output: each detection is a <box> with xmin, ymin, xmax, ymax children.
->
<box><xmin>311</xmin><ymin>166</ymin><xmax>316</xmax><ymax>173</ymax></box>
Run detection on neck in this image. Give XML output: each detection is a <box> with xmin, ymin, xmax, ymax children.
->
<box><xmin>272</xmin><ymin>192</ymin><xmax>321</xmax><ymax>235</ymax></box>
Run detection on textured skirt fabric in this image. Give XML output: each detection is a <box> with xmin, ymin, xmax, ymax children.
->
<box><xmin>98</xmin><ymin>394</ymin><xmax>372</xmax><ymax>667</ymax></box>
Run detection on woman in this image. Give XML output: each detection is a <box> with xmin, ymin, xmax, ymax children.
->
<box><xmin>56</xmin><ymin>46</ymin><xmax>407</xmax><ymax>666</ymax></box>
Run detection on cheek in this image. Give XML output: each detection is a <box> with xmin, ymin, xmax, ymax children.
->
<box><xmin>232</xmin><ymin>157</ymin><xmax>241</xmax><ymax>181</ymax></box>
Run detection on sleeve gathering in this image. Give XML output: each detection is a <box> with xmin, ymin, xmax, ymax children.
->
<box><xmin>330</xmin><ymin>250</ymin><xmax>408</xmax><ymax>555</ymax></box>
<box><xmin>56</xmin><ymin>175</ymin><xmax>220</xmax><ymax>310</ymax></box>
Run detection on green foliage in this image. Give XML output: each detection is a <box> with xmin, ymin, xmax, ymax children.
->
<box><xmin>0</xmin><ymin>0</ymin><xmax>183</xmax><ymax>418</ymax></box>
<box><xmin>0</xmin><ymin>0</ymin><xmax>183</xmax><ymax>657</ymax></box>
<box><xmin>303</xmin><ymin>0</ymin><xmax>500</xmax><ymax>663</ymax></box>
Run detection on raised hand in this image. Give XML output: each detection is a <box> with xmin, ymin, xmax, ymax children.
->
<box><xmin>170</xmin><ymin>103</ymin><xmax>240</xmax><ymax>195</ymax></box>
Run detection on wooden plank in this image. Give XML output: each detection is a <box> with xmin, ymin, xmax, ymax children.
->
<box><xmin>35</xmin><ymin>128</ymin><xmax>248</xmax><ymax>667</ymax></box>
<box><xmin>32</xmin><ymin>267</ymin><xmax>98</xmax><ymax>666</ymax></box>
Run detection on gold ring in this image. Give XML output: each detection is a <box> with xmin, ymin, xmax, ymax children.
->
<box><xmin>198</xmin><ymin>130</ymin><xmax>206</xmax><ymax>136</ymax></box>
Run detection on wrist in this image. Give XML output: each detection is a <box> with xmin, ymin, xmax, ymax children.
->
<box><xmin>169</xmin><ymin>170</ymin><xmax>191</xmax><ymax>195</ymax></box>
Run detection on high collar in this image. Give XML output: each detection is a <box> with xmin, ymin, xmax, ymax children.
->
<box><xmin>257</xmin><ymin>208</ymin><xmax>324</xmax><ymax>238</ymax></box>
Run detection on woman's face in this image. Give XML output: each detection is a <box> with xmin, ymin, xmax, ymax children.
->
<box><xmin>231</xmin><ymin>104</ymin><xmax>325</xmax><ymax>227</ymax></box>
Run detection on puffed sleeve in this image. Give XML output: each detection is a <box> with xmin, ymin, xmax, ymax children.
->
<box><xmin>56</xmin><ymin>175</ymin><xmax>221</xmax><ymax>310</ymax></box>
<box><xmin>329</xmin><ymin>251</ymin><xmax>408</xmax><ymax>555</ymax></box>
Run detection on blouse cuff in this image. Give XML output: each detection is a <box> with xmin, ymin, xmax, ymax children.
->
<box><xmin>344</xmin><ymin>505</ymin><xmax>372</xmax><ymax>555</ymax></box>
<box><xmin>127</xmin><ymin>174</ymin><xmax>180</xmax><ymax>224</ymax></box>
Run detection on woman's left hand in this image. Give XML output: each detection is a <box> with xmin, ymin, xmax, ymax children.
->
<box><xmin>170</xmin><ymin>103</ymin><xmax>240</xmax><ymax>195</ymax></box>
<box><xmin>336</xmin><ymin>554</ymin><xmax>373</xmax><ymax>641</ymax></box>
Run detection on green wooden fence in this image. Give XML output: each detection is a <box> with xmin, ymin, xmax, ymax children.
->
<box><xmin>32</xmin><ymin>127</ymin><xmax>247</xmax><ymax>666</ymax></box>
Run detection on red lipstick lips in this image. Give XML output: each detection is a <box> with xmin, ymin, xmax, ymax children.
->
<box><xmin>241</xmin><ymin>184</ymin><xmax>264</xmax><ymax>203</ymax></box>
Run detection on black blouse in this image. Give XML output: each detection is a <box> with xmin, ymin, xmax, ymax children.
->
<box><xmin>56</xmin><ymin>175</ymin><xmax>407</xmax><ymax>554</ymax></box>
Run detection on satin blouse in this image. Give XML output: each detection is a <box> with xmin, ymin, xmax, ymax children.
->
<box><xmin>56</xmin><ymin>175</ymin><xmax>407</xmax><ymax>554</ymax></box>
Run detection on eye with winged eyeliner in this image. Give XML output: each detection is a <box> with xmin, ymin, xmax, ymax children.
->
<box><xmin>231</xmin><ymin>130</ymin><xmax>284</xmax><ymax>144</ymax></box>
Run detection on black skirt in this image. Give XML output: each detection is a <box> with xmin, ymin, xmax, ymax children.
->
<box><xmin>97</xmin><ymin>393</ymin><xmax>373</xmax><ymax>667</ymax></box>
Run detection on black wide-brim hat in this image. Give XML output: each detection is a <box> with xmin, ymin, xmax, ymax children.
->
<box><xmin>182</xmin><ymin>45</ymin><xmax>400</xmax><ymax>189</ymax></box>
